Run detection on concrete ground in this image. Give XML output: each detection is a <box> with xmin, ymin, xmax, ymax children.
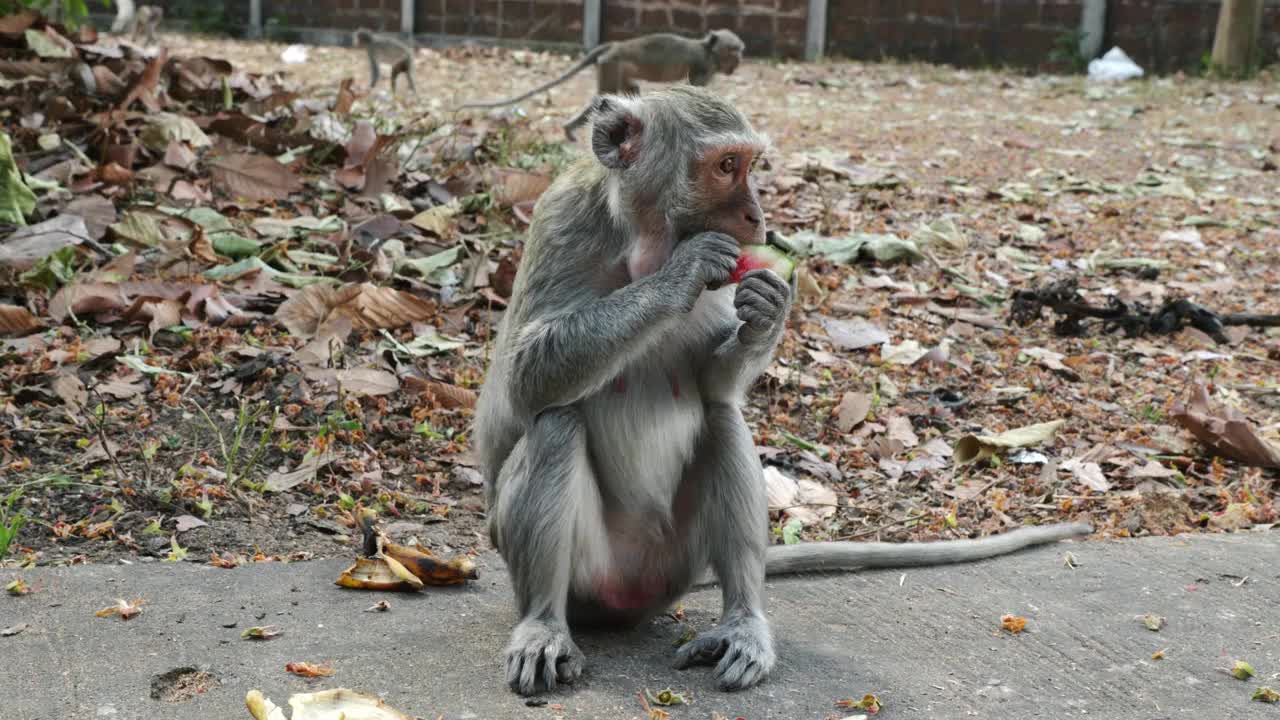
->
<box><xmin>2</xmin><ymin>532</ymin><xmax>1277</xmax><ymax>720</ymax></box>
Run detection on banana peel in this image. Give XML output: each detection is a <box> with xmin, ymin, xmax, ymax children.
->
<box><xmin>335</xmin><ymin>507</ymin><xmax>478</xmax><ymax>591</ymax></box>
<box><xmin>246</xmin><ymin>688</ymin><xmax>414</xmax><ymax>720</ymax></box>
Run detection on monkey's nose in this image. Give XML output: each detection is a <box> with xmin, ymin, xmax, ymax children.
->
<box><xmin>745</xmin><ymin>210</ymin><xmax>762</xmax><ymax>226</ymax></box>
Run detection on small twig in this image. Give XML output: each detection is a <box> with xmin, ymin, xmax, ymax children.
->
<box><xmin>835</xmin><ymin>513</ymin><xmax>923</xmax><ymax>541</ymax></box>
<box><xmin>87</xmin><ymin>388</ymin><xmax>130</xmax><ymax>485</ymax></box>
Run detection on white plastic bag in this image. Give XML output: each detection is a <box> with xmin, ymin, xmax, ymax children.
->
<box><xmin>280</xmin><ymin>44</ymin><xmax>309</xmax><ymax>64</ymax></box>
<box><xmin>1088</xmin><ymin>47</ymin><xmax>1144</xmax><ymax>82</ymax></box>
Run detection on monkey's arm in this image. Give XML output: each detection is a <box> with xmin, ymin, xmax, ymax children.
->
<box><xmin>508</xmin><ymin>231</ymin><xmax>737</xmax><ymax>416</ymax></box>
<box><xmin>455</xmin><ymin>44</ymin><xmax>613</xmax><ymax>110</ymax></box>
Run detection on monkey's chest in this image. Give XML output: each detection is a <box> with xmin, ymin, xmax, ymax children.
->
<box><xmin>582</xmin><ymin>362</ymin><xmax>703</xmax><ymax>496</ymax></box>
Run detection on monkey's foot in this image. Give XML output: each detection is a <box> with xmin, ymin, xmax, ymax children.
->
<box><xmin>672</xmin><ymin>614</ymin><xmax>775</xmax><ymax>691</ymax></box>
<box><xmin>563</xmin><ymin>127</ymin><xmax>577</xmax><ymax>143</ymax></box>
<box><xmin>505</xmin><ymin>618</ymin><xmax>585</xmax><ymax>695</ymax></box>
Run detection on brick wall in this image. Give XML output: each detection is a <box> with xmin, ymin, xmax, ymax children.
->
<box><xmin>414</xmin><ymin>0</ymin><xmax>584</xmax><ymax>43</ymax></box>
<box><xmin>825</xmin><ymin>0</ymin><xmax>1280</xmax><ymax>73</ymax></box>
<box><xmin>153</xmin><ymin>0</ymin><xmax>1280</xmax><ymax>73</ymax></box>
<box><xmin>262</xmin><ymin>0</ymin><xmax>401</xmax><ymax>32</ymax></box>
<box><xmin>602</xmin><ymin>0</ymin><xmax>808</xmax><ymax>56</ymax></box>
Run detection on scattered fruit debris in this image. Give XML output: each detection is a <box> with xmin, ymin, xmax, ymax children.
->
<box><xmin>1139</xmin><ymin>614</ymin><xmax>1166</xmax><ymax>631</ymax></box>
<box><xmin>95</xmin><ymin>598</ymin><xmax>143</xmax><ymax>620</ymax></box>
<box><xmin>285</xmin><ymin>661</ymin><xmax>335</xmax><ymax>678</ymax></box>
<box><xmin>335</xmin><ymin>508</ymin><xmax>477</xmax><ymax>591</ymax></box>
<box><xmin>1231</xmin><ymin>660</ymin><xmax>1256</xmax><ymax>680</ymax></box>
<box><xmin>645</xmin><ymin>688</ymin><xmax>688</xmax><ymax>706</ymax></box>
<box><xmin>1253</xmin><ymin>687</ymin><xmax>1280</xmax><ymax>704</ymax></box>
<box><xmin>1000</xmin><ymin>614</ymin><xmax>1028</xmax><ymax>633</ymax></box>
<box><xmin>241</xmin><ymin>625</ymin><xmax>283</xmax><ymax>640</ymax></box>
<box><xmin>246</xmin><ymin>688</ymin><xmax>413</xmax><ymax>719</ymax></box>
<box><xmin>836</xmin><ymin>693</ymin><xmax>882</xmax><ymax>714</ymax></box>
<box><xmin>5</xmin><ymin>578</ymin><xmax>30</xmax><ymax>596</ymax></box>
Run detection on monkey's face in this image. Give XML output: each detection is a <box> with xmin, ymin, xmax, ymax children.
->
<box><xmin>716</xmin><ymin>47</ymin><xmax>743</xmax><ymax>75</ymax></box>
<box><xmin>693</xmin><ymin>147</ymin><xmax>766</xmax><ymax>246</ymax></box>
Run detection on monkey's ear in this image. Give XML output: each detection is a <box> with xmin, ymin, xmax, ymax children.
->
<box><xmin>590</xmin><ymin>97</ymin><xmax>643</xmax><ymax>170</ymax></box>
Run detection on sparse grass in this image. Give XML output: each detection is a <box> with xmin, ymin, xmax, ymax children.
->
<box><xmin>193</xmin><ymin>399</ymin><xmax>279</xmax><ymax>491</ymax></box>
<box><xmin>0</xmin><ymin>488</ymin><xmax>28</xmax><ymax>558</ymax></box>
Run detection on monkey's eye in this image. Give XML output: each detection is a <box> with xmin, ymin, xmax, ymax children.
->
<box><xmin>718</xmin><ymin>156</ymin><xmax>738</xmax><ymax>175</ymax></box>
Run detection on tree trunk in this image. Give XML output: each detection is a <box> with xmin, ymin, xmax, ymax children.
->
<box><xmin>1211</xmin><ymin>0</ymin><xmax>1264</xmax><ymax>73</ymax></box>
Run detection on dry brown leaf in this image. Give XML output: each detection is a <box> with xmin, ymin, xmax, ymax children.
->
<box><xmin>163</xmin><ymin>140</ymin><xmax>198</xmax><ymax>170</ymax></box>
<box><xmin>118</xmin><ymin>48</ymin><xmax>166</xmax><ymax>112</ymax></box>
<box><xmin>209</xmin><ymin>153</ymin><xmax>302</xmax><ymax>202</ymax></box>
<box><xmin>489</xmin><ymin>168</ymin><xmax>552</xmax><ymax>207</ymax></box>
<box><xmin>334</xmin><ymin>368</ymin><xmax>400</xmax><ymax>397</ymax></box>
<box><xmin>0</xmin><ymin>215</ymin><xmax>88</xmax><ymax>271</ymax></box>
<box><xmin>52</xmin><ymin>372</ymin><xmax>87</xmax><ymax>409</ymax></box>
<box><xmin>835</xmin><ymin>391</ymin><xmax>872</xmax><ymax>432</ymax></box>
<box><xmin>334</xmin><ymin>76</ymin><xmax>357</xmax><ymax>114</ymax></box>
<box><xmin>404</xmin><ymin>376</ymin><xmax>478</xmax><ymax>409</ymax></box>
<box><xmin>886</xmin><ymin>415</ymin><xmax>919</xmax><ymax>448</ymax></box>
<box><xmin>1171</xmin><ymin>383</ymin><xmax>1280</xmax><ymax>468</ymax></box>
<box><xmin>0</xmin><ymin>304</ymin><xmax>42</xmax><ymax>336</ymax></box>
<box><xmin>275</xmin><ymin>283</ymin><xmax>435</xmax><ymax>338</ymax></box>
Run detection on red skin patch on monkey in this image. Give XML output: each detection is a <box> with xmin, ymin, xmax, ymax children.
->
<box><xmin>668</xmin><ymin>371</ymin><xmax>680</xmax><ymax>399</ymax></box>
<box><xmin>612</xmin><ymin>376</ymin><xmax>627</xmax><ymax>394</ymax></box>
<box><xmin>597</xmin><ymin>577</ymin><xmax>666</xmax><ymax>610</ymax></box>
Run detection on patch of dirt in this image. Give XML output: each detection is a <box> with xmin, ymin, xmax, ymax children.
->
<box><xmin>149</xmin><ymin>667</ymin><xmax>221</xmax><ymax>703</ymax></box>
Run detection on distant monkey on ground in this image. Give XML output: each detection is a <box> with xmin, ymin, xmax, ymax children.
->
<box><xmin>473</xmin><ymin>86</ymin><xmax>1092</xmax><ymax>696</ymax></box>
<box><xmin>352</xmin><ymin>28</ymin><xmax>416</xmax><ymax>94</ymax></box>
<box><xmin>112</xmin><ymin>0</ymin><xmax>162</xmax><ymax>46</ymax></box>
<box><xmin>456</xmin><ymin>30</ymin><xmax>746</xmax><ymax>141</ymax></box>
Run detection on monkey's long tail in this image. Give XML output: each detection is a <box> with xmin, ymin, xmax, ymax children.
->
<box><xmin>453</xmin><ymin>43</ymin><xmax>613</xmax><ymax>110</ymax></box>
<box><xmin>762</xmin><ymin>522</ymin><xmax>1093</xmax><ymax>576</ymax></box>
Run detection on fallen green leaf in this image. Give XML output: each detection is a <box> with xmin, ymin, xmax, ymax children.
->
<box><xmin>0</xmin><ymin>131</ymin><xmax>37</xmax><ymax>226</ymax></box>
<box><xmin>782</xmin><ymin>517</ymin><xmax>803</xmax><ymax>545</ymax></box>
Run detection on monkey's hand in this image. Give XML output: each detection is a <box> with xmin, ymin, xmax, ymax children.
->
<box><xmin>664</xmin><ymin>231</ymin><xmax>739</xmax><ymax>311</ymax></box>
<box><xmin>505</xmin><ymin>618</ymin><xmax>585</xmax><ymax>695</ymax></box>
<box><xmin>733</xmin><ymin>269</ymin><xmax>791</xmax><ymax>347</ymax></box>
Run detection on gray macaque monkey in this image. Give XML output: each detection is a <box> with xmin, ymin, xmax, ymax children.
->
<box><xmin>352</xmin><ymin>28</ymin><xmax>416</xmax><ymax>94</ymax></box>
<box><xmin>473</xmin><ymin>86</ymin><xmax>1092</xmax><ymax>696</ymax></box>
<box><xmin>456</xmin><ymin>30</ymin><xmax>746</xmax><ymax>141</ymax></box>
<box><xmin>112</xmin><ymin>0</ymin><xmax>162</xmax><ymax>46</ymax></box>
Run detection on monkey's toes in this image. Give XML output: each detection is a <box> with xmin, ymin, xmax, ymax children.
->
<box><xmin>714</xmin><ymin>641</ymin><xmax>772</xmax><ymax>691</ymax></box>
<box><xmin>672</xmin><ymin>633</ymin><xmax>729</xmax><ymax>669</ymax></box>
<box><xmin>504</xmin><ymin>621</ymin><xmax>584</xmax><ymax>695</ymax></box>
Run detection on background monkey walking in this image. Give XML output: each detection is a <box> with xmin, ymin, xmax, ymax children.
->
<box><xmin>111</xmin><ymin>0</ymin><xmax>163</xmax><ymax>46</ymax></box>
<box><xmin>457</xmin><ymin>30</ymin><xmax>745</xmax><ymax>140</ymax></box>
<box><xmin>352</xmin><ymin>28</ymin><xmax>417</xmax><ymax>94</ymax></box>
<box><xmin>474</xmin><ymin>86</ymin><xmax>1091</xmax><ymax>696</ymax></box>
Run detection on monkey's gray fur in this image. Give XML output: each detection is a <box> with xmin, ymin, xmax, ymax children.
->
<box><xmin>474</xmin><ymin>86</ymin><xmax>1092</xmax><ymax>696</ymax></box>
<box><xmin>353</xmin><ymin>28</ymin><xmax>416</xmax><ymax>94</ymax></box>
<box><xmin>112</xmin><ymin>0</ymin><xmax>162</xmax><ymax>46</ymax></box>
<box><xmin>457</xmin><ymin>30</ymin><xmax>745</xmax><ymax>141</ymax></box>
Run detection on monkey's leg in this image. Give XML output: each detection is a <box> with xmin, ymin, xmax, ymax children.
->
<box><xmin>391</xmin><ymin>58</ymin><xmax>414</xmax><ymax>94</ymax></box>
<box><xmin>368</xmin><ymin>61</ymin><xmax>381</xmax><ymax>90</ymax></box>
<box><xmin>673</xmin><ymin>402</ymin><xmax>775</xmax><ymax>691</ymax></box>
<box><xmin>491</xmin><ymin>407</ymin><xmax>591</xmax><ymax>695</ymax></box>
